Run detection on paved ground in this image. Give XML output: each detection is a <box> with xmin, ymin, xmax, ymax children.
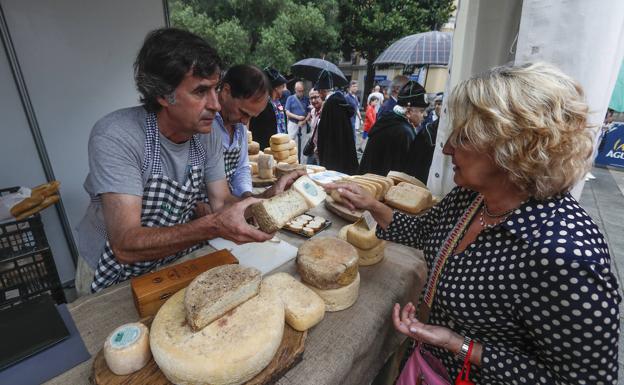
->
<box><xmin>578</xmin><ymin>167</ymin><xmax>624</xmax><ymax>381</ymax></box>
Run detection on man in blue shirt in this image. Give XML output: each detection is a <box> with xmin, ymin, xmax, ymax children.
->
<box><xmin>215</xmin><ymin>65</ymin><xmax>272</xmax><ymax>197</ymax></box>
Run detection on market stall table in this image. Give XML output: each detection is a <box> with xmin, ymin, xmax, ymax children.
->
<box><xmin>44</xmin><ymin>205</ymin><xmax>427</xmax><ymax>385</ymax></box>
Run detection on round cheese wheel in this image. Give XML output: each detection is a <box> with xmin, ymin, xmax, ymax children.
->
<box><xmin>151</xmin><ymin>287</ymin><xmax>284</xmax><ymax>385</ymax></box>
<box><xmin>273</xmin><ymin>150</ymin><xmax>290</xmax><ymax>161</ymax></box>
<box><xmin>270</xmin><ymin>141</ymin><xmax>295</xmax><ymax>152</ymax></box>
<box><xmin>289</xmin><ymin>147</ymin><xmax>297</xmax><ymax>156</ymax></box>
<box><xmin>248</xmin><ymin>141</ymin><xmax>260</xmax><ymax>155</ymax></box>
<box><xmin>270</xmin><ymin>133</ymin><xmax>290</xmax><ymax>145</ymax></box>
<box><xmin>262</xmin><ymin>273</ymin><xmax>326</xmax><ymax>331</ymax></box>
<box><xmin>306</xmin><ymin>272</ymin><xmax>360</xmax><ymax>312</ymax></box>
<box><xmin>286</xmin><ymin>154</ymin><xmax>298</xmax><ymax>164</ymax></box>
<box><xmin>297</xmin><ymin>237</ymin><xmax>359</xmax><ymax>290</ymax></box>
<box><xmin>357</xmin><ymin>240</ymin><xmax>385</xmax><ymax>266</ymax></box>
<box><xmin>104</xmin><ymin>322</ymin><xmax>151</xmax><ymax>375</ymax></box>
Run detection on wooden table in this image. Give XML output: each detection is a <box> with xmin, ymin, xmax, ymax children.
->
<box><xmin>44</xmin><ymin>205</ymin><xmax>427</xmax><ymax>385</ymax></box>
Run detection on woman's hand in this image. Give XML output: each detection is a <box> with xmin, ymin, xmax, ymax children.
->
<box><xmin>392</xmin><ymin>302</ymin><xmax>463</xmax><ymax>354</ymax></box>
<box><xmin>324</xmin><ymin>182</ymin><xmax>377</xmax><ymax>211</ymax></box>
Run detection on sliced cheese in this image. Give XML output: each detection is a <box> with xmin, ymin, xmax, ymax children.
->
<box><xmin>262</xmin><ymin>273</ymin><xmax>325</xmax><ymax>331</ymax></box>
<box><xmin>353</xmin><ymin>177</ymin><xmax>383</xmax><ymax>199</ymax></box>
<box><xmin>297</xmin><ymin>237</ymin><xmax>359</xmax><ymax>290</ymax></box>
<box><xmin>104</xmin><ymin>322</ymin><xmax>151</xmax><ymax>375</ymax></box>
<box><xmin>307</xmin><ymin>272</ymin><xmax>360</xmax><ymax>312</ymax></box>
<box><xmin>346</xmin><ymin>220</ymin><xmax>381</xmax><ymax>250</ymax></box>
<box><xmin>151</xmin><ymin>286</ymin><xmax>284</xmax><ymax>385</ymax></box>
<box><xmin>251</xmin><ymin>189</ymin><xmax>309</xmax><ymax>233</ymax></box>
<box><xmin>270</xmin><ymin>133</ymin><xmax>290</xmax><ymax>144</ymax></box>
<box><xmin>292</xmin><ymin>175</ymin><xmax>326</xmax><ymax>207</ymax></box>
<box><xmin>184</xmin><ymin>265</ymin><xmax>261</xmax><ymax>331</ymax></box>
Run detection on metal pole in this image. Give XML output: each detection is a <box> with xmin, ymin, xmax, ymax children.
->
<box><xmin>0</xmin><ymin>4</ymin><xmax>79</xmax><ymax>267</ymax></box>
<box><xmin>162</xmin><ymin>0</ymin><xmax>171</xmax><ymax>27</ymax></box>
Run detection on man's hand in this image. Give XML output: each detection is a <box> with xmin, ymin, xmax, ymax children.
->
<box><xmin>209</xmin><ymin>197</ymin><xmax>274</xmax><ymax>244</ymax></box>
<box><xmin>261</xmin><ymin>169</ymin><xmax>307</xmax><ymax>198</ymax></box>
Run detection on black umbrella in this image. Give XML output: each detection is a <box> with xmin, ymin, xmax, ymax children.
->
<box><xmin>291</xmin><ymin>58</ymin><xmax>348</xmax><ymax>88</ymax></box>
<box><xmin>374</xmin><ymin>31</ymin><xmax>452</xmax><ymax>66</ymax></box>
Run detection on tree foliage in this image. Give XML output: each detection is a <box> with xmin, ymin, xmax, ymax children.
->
<box><xmin>169</xmin><ymin>0</ymin><xmax>340</xmax><ymax>72</ymax></box>
<box><xmin>338</xmin><ymin>0</ymin><xmax>455</xmax><ymax>94</ymax></box>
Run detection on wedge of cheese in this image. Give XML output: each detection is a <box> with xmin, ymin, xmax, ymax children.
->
<box><xmin>292</xmin><ymin>175</ymin><xmax>326</xmax><ymax>207</ymax></box>
<box><xmin>347</xmin><ymin>220</ymin><xmax>381</xmax><ymax>250</ymax></box>
<box><xmin>297</xmin><ymin>237</ymin><xmax>359</xmax><ymax>290</ymax></box>
<box><xmin>307</xmin><ymin>272</ymin><xmax>360</xmax><ymax>312</ymax></box>
<box><xmin>338</xmin><ymin>224</ymin><xmax>385</xmax><ymax>266</ymax></box>
<box><xmin>251</xmin><ymin>189</ymin><xmax>309</xmax><ymax>233</ymax></box>
<box><xmin>184</xmin><ymin>265</ymin><xmax>261</xmax><ymax>331</ymax></box>
<box><xmin>263</xmin><ymin>272</ymin><xmax>326</xmax><ymax>331</ymax></box>
<box><xmin>151</xmin><ymin>287</ymin><xmax>284</xmax><ymax>385</ymax></box>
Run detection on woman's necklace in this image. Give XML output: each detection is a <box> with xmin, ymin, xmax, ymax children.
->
<box><xmin>482</xmin><ymin>201</ymin><xmax>516</xmax><ymax>218</ymax></box>
<box><xmin>479</xmin><ymin>205</ymin><xmax>507</xmax><ymax>229</ymax></box>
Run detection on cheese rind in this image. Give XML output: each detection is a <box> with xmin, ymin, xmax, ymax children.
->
<box><xmin>306</xmin><ymin>272</ymin><xmax>360</xmax><ymax>312</ymax></box>
<box><xmin>104</xmin><ymin>322</ymin><xmax>151</xmax><ymax>375</ymax></box>
<box><xmin>292</xmin><ymin>176</ymin><xmax>326</xmax><ymax>207</ymax></box>
<box><xmin>263</xmin><ymin>272</ymin><xmax>326</xmax><ymax>331</ymax></box>
<box><xmin>184</xmin><ymin>265</ymin><xmax>261</xmax><ymax>331</ymax></box>
<box><xmin>151</xmin><ymin>287</ymin><xmax>284</xmax><ymax>385</ymax></box>
<box><xmin>297</xmin><ymin>237</ymin><xmax>359</xmax><ymax>290</ymax></box>
<box><xmin>251</xmin><ymin>189</ymin><xmax>309</xmax><ymax>233</ymax></box>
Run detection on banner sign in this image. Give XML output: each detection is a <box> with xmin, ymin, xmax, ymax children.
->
<box><xmin>595</xmin><ymin>122</ymin><xmax>624</xmax><ymax>169</ymax></box>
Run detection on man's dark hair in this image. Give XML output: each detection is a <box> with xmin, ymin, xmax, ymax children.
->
<box><xmin>221</xmin><ymin>64</ymin><xmax>271</xmax><ymax>99</ymax></box>
<box><xmin>134</xmin><ymin>28</ymin><xmax>222</xmax><ymax>112</ymax></box>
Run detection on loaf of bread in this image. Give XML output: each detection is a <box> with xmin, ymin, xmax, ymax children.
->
<box><xmin>14</xmin><ymin>195</ymin><xmax>60</xmax><ymax>221</ymax></box>
<box><xmin>297</xmin><ymin>237</ymin><xmax>359</xmax><ymax>290</ymax></box>
<box><xmin>262</xmin><ymin>272</ymin><xmax>325</xmax><ymax>331</ymax></box>
<box><xmin>384</xmin><ymin>184</ymin><xmax>432</xmax><ymax>214</ymax></box>
<box><xmin>10</xmin><ymin>192</ymin><xmax>44</xmax><ymax>217</ymax></box>
<box><xmin>151</xmin><ymin>286</ymin><xmax>284</xmax><ymax>385</ymax></box>
<box><xmin>307</xmin><ymin>272</ymin><xmax>360</xmax><ymax>312</ymax></box>
<box><xmin>251</xmin><ymin>189</ymin><xmax>309</xmax><ymax>233</ymax></box>
<box><xmin>31</xmin><ymin>180</ymin><xmax>61</xmax><ymax>198</ymax></box>
<box><xmin>184</xmin><ymin>265</ymin><xmax>261</xmax><ymax>331</ymax></box>
<box><xmin>248</xmin><ymin>141</ymin><xmax>260</xmax><ymax>155</ymax></box>
<box><xmin>353</xmin><ymin>177</ymin><xmax>383</xmax><ymax>200</ymax></box>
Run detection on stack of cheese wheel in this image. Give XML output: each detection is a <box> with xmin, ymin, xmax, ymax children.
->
<box><xmin>269</xmin><ymin>134</ymin><xmax>298</xmax><ymax>164</ymax></box>
<box><xmin>150</xmin><ymin>265</ymin><xmax>285</xmax><ymax>385</ymax></box>
<box><xmin>296</xmin><ymin>237</ymin><xmax>360</xmax><ymax>311</ymax></box>
<box><xmin>337</xmin><ymin>220</ymin><xmax>385</xmax><ymax>266</ymax></box>
<box><xmin>247</xmin><ymin>130</ymin><xmax>263</xmax><ymax>176</ymax></box>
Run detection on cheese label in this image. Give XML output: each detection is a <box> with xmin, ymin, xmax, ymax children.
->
<box><xmin>302</xmin><ymin>181</ymin><xmax>318</xmax><ymax>197</ymax></box>
<box><xmin>363</xmin><ymin>211</ymin><xmax>377</xmax><ymax>231</ymax></box>
<box><xmin>110</xmin><ymin>325</ymin><xmax>140</xmax><ymax>348</ymax></box>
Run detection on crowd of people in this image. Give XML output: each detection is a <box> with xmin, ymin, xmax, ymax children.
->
<box><xmin>75</xmin><ymin>27</ymin><xmax>620</xmax><ymax>385</ymax></box>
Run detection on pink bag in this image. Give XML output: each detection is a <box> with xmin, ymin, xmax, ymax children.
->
<box><xmin>396</xmin><ymin>342</ymin><xmax>450</xmax><ymax>385</ymax></box>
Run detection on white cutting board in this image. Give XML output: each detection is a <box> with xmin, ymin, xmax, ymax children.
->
<box><xmin>208</xmin><ymin>236</ymin><xmax>298</xmax><ymax>275</ymax></box>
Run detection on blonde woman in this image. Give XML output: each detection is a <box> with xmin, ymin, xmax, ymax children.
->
<box><xmin>329</xmin><ymin>63</ymin><xmax>620</xmax><ymax>384</ymax></box>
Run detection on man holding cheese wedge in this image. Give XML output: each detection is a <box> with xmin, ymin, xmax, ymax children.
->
<box><xmin>75</xmin><ymin>28</ymin><xmax>303</xmax><ymax>295</ymax></box>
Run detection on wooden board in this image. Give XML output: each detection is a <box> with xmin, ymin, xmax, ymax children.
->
<box><xmin>324</xmin><ymin>195</ymin><xmax>362</xmax><ymax>223</ymax></box>
<box><xmin>252</xmin><ymin>175</ymin><xmax>277</xmax><ymax>187</ymax></box>
<box><xmin>92</xmin><ymin>323</ymin><xmax>306</xmax><ymax>385</ymax></box>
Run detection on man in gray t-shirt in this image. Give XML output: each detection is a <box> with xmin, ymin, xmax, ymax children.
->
<box><xmin>75</xmin><ymin>28</ymin><xmax>304</xmax><ymax>295</ymax></box>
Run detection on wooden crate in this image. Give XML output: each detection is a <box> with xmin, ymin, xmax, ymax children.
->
<box><xmin>130</xmin><ymin>249</ymin><xmax>238</xmax><ymax>318</ymax></box>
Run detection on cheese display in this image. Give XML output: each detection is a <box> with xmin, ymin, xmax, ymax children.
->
<box><xmin>387</xmin><ymin>170</ymin><xmax>427</xmax><ymax>189</ymax></box>
<box><xmin>297</xmin><ymin>237</ymin><xmax>359</xmax><ymax>290</ymax></box>
<box><xmin>384</xmin><ymin>183</ymin><xmax>432</xmax><ymax>214</ymax></box>
<box><xmin>338</xmin><ymin>223</ymin><xmax>385</xmax><ymax>266</ymax></box>
<box><xmin>248</xmin><ymin>141</ymin><xmax>260</xmax><ymax>155</ymax></box>
<box><xmin>251</xmin><ymin>189</ymin><xmax>309</xmax><ymax>232</ymax></box>
<box><xmin>185</xmin><ymin>265</ymin><xmax>261</xmax><ymax>331</ymax></box>
<box><xmin>262</xmin><ymin>272</ymin><xmax>326</xmax><ymax>331</ymax></box>
<box><xmin>104</xmin><ymin>322</ymin><xmax>151</xmax><ymax>375</ymax></box>
<box><xmin>151</xmin><ymin>286</ymin><xmax>284</xmax><ymax>385</ymax></box>
<box><xmin>307</xmin><ymin>272</ymin><xmax>360</xmax><ymax>312</ymax></box>
<box><xmin>292</xmin><ymin>175</ymin><xmax>326</xmax><ymax>207</ymax></box>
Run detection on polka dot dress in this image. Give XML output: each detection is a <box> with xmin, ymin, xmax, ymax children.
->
<box><xmin>377</xmin><ymin>187</ymin><xmax>621</xmax><ymax>384</ymax></box>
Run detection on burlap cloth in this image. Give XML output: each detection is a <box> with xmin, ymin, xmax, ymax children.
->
<box><xmin>44</xmin><ymin>205</ymin><xmax>427</xmax><ymax>385</ymax></box>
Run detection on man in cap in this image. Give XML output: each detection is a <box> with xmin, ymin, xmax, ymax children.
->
<box><xmin>248</xmin><ymin>67</ymin><xmax>289</xmax><ymax>149</ymax></box>
<box><xmin>358</xmin><ymin>80</ymin><xmax>431</xmax><ymax>182</ymax></box>
<box><xmin>377</xmin><ymin>75</ymin><xmax>409</xmax><ymax>119</ymax></box>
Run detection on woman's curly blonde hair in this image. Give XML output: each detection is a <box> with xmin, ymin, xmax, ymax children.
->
<box><xmin>447</xmin><ymin>62</ymin><xmax>593</xmax><ymax>199</ymax></box>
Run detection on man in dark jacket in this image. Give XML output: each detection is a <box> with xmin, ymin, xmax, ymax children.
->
<box><xmin>248</xmin><ymin>67</ymin><xmax>288</xmax><ymax>149</ymax></box>
<box><xmin>359</xmin><ymin>80</ymin><xmax>430</xmax><ymax>183</ymax></box>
